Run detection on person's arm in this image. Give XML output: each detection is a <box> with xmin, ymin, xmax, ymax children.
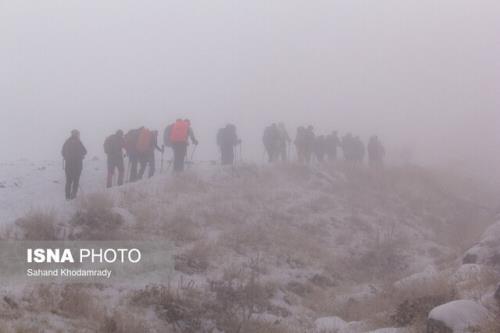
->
<box><xmin>189</xmin><ymin>128</ymin><xmax>198</xmax><ymax>145</ymax></box>
<box><xmin>61</xmin><ymin>141</ymin><xmax>67</xmax><ymax>159</ymax></box>
<box><xmin>80</xmin><ymin>141</ymin><xmax>87</xmax><ymax>158</ymax></box>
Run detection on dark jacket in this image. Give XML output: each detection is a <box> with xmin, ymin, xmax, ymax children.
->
<box><xmin>62</xmin><ymin>137</ymin><xmax>87</xmax><ymax>163</ymax></box>
<box><xmin>104</xmin><ymin>134</ymin><xmax>125</xmax><ymax>158</ymax></box>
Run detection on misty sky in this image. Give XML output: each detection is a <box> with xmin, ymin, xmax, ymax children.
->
<box><xmin>1</xmin><ymin>1</ymin><xmax>499</xmax><ymax>172</ymax></box>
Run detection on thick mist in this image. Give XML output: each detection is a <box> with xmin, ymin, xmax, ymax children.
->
<box><xmin>1</xmin><ymin>0</ymin><xmax>499</xmax><ymax>178</ymax></box>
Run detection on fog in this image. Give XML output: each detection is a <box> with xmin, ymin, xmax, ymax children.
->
<box><xmin>1</xmin><ymin>0</ymin><xmax>499</xmax><ymax>177</ymax></box>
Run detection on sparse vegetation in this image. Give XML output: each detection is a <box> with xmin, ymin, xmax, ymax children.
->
<box><xmin>4</xmin><ymin>164</ymin><xmax>499</xmax><ymax>331</ymax></box>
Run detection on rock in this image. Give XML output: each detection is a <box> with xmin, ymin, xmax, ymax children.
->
<box><xmin>314</xmin><ymin>316</ymin><xmax>347</xmax><ymax>332</ymax></box>
<box><xmin>495</xmin><ymin>283</ymin><xmax>500</xmax><ymax>302</ymax></box>
<box><xmin>463</xmin><ymin>220</ymin><xmax>500</xmax><ymax>268</ymax></box>
<box><xmin>427</xmin><ymin>300</ymin><xmax>490</xmax><ymax>333</ymax></box>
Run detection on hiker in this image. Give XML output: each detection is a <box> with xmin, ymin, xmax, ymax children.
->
<box><xmin>325</xmin><ymin>131</ymin><xmax>340</xmax><ymax>161</ymax></box>
<box><xmin>277</xmin><ymin>123</ymin><xmax>291</xmax><ymax>161</ymax></box>
<box><xmin>367</xmin><ymin>135</ymin><xmax>385</xmax><ymax>167</ymax></box>
<box><xmin>341</xmin><ymin>133</ymin><xmax>355</xmax><ymax>162</ymax></box>
<box><xmin>61</xmin><ymin>130</ymin><xmax>87</xmax><ymax>200</ymax></box>
<box><xmin>104</xmin><ymin>130</ymin><xmax>125</xmax><ymax>188</ymax></box>
<box><xmin>124</xmin><ymin>127</ymin><xmax>142</xmax><ymax>182</ymax></box>
<box><xmin>304</xmin><ymin>125</ymin><xmax>316</xmax><ymax>163</ymax></box>
<box><xmin>217</xmin><ymin>124</ymin><xmax>241</xmax><ymax>165</ymax></box>
<box><xmin>138</xmin><ymin>129</ymin><xmax>163</xmax><ymax>179</ymax></box>
<box><xmin>314</xmin><ymin>135</ymin><xmax>327</xmax><ymax>162</ymax></box>
<box><xmin>353</xmin><ymin>136</ymin><xmax>366</xmax><ymax>164</ymax></box>
<box><xmin>294</xmin><ymin>127</ymin><xmax>307</xmax><ymax>163</ymax></box>
<box><xmin>263</xmin><ymin>124</ymin><xmax>282</xmax><ymax>163</ymax></box>
<box><xmin>165</xmin><ymin>119</ymin><xmax>198</xmax><ymax>172</ymax></box>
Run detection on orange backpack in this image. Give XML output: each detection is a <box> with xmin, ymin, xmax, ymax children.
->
<box><xmin>169</xmin><ymin>121</ymin><xmax>189</xmax><ymax>143</ymax></box>
<box><xmin>136</xmin><ymin>128</ymin><xmax>152</xmax><ymax>153</ymax></box>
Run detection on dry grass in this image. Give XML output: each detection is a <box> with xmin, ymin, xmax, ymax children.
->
<box><xmin>69</xmin><ymin>193</ymin><xmax>123</xmax><ymax>240</ymax></box>
<box><xmin>14</xmin><ymin>209</ymin><xmax>60</xmax><ymax>240</ymax></box>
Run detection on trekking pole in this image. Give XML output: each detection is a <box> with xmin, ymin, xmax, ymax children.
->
<box><xmin>160</xmin><ymin>146</ymin><xmax>165</xmax><ymax>173</ymax></box>
<box><xmin>190</xmin><ymin>144</ymin><xmax>198</xmax><ymax>163</ymax></box>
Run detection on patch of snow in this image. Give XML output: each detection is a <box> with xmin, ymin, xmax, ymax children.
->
<box><xmin>314</xmin><ymin>316</ymin><xmax>347</xmax><ymax>332</ymax></box>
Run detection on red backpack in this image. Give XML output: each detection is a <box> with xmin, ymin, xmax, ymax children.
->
<box><xmin>169</xmin><ymin>121</ymin><xmax>189</xmax><ymax>143</ymax></box>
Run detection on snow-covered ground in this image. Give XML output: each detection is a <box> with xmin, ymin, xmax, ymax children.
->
<box><xmin>0</xmin><ymin>159</ymin><xmax>498</xmax><ymax>332</ymax></box>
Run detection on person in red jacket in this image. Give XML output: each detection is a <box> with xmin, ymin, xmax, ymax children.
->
<box><xmin>166</xmin><ymin>119</ymin><xmax>198</xmax><ymax>172</ymax></box>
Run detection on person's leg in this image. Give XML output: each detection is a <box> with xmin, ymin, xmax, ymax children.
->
<box><xmin>137</xmin><ymin>154</ymin><xmax>146</xmax><ymax>180</ymax></box>
<box><xmin>71</xmin><ymin>163</ymin><xmax>82</xmax><ymax>200</ymax></box>
<box><xmin>172</xmin><ymin>144</ymin><xmax>181</xmax><ymax>172</ymax></box>
<box><xmin>130</xmin><ymin>155</ymin><xmax>138</xmax><ymax>182</ymax></box>
<box><xmin>106</xmin><ymin>157</ymin><xmax>114</xmax><ymax>188</ymax></box>
<box><xmin>65</xmin><ymin>166</ymin><xmax>72</xmax><ymax>200</ymax></box>
<box><xmin>117</xmin><ymin>158</ymin><xmax>124</xmax><ymax>186</ymax></box>
<box><xmin>148</xmin><ymin>153</ymin><xmax>156</xmax><ymax>178</ymax></box>
<box><xmin>228</xmin><ymin>147</ymin><xmax>235</xmax><ymax>165</ymax></box>
<box><xmin>178</xmin><ymin>144</ymin><xmax>187</xmax><ymax>171</ymax></box>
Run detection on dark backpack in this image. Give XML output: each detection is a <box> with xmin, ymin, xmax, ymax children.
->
<box><xmin>124</xmin><ymin>129</ymin><xmax>141</xmax><ymax>154</ymax></box>
<box><xmin>163</xmin><ymin>124</ymin><xmax>173</xmax><ymax>147</ymax></box>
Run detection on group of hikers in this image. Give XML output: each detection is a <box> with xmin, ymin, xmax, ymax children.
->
<box><xmin>61</xmin><ymin>120</ymin><xmax>385</xmax><ymax>200</ymax></box>
<box><xmin>262</xmin><ymin>123</ymin><xmax>385</xmax><ymax>166</ymax></box>
<box><xmin>61</xmin><ymin>119</ymin><xmax>198</xmax><ymax>200</ymax></box>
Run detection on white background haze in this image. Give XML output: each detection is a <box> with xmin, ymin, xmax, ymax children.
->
<box><xmin>1</xmin><ymin>0</ymin><xmax>499</xmax><ymax>178</ymax></box>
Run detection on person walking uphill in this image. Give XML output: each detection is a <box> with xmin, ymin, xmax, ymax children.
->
<box><xmin>166</xmin><ymin>119</ymin><xmax>198</xmax><ymax>172</ymax></box>
<box><xmin>62</xmin><ymin>130</ymin><xmax>87</xmax><ymax>200</ymax></box>
<box><xmin>217</xmin><ymin>124</ymin><xmax>241</xmax><ymax>165</ymax></box>
<box><xmin>104</xmin><ymin>130</ymin><xmax>125</xmax><ymax>188</ymax></box>
<box><xmin>138</xmin><ymin>129</ymin><xmax>163</xmax><ymax>179</ymax></box>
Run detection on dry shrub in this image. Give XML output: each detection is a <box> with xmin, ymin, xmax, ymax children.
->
<box><xmin>163</xmin><ymin>214</ymin><xmax>202</xmax><ymax>244</ymax></box>
<box><xmin>14</xmin><ymin>209</ymin><xmax>60</xmax><ymax>240</ymax></box>
<box><xmin>24</xmin><ymin>283</ymin><xmax>103</xmax><ymax>323</ymax></box>
<box><xmin>388</xmin><ymin>273</ymin><xmax>456</xmax><ymax>328</ymax></box>
<box><xmin>208</xmin><ymin>267</ymin><xmax>275</xmax><ymax>333</ymax></box>
<box><xmin>455</xmin><ymin>266</ymin><xmax>498</xmax><ymax>300</ymax></box>
<box><xmin>301</xmin><ymin>288</ymin><xmax>336</xmax><ymax>316</ymax></box>
<box><xmin>58</xmin><ymin>284</ymin><xmax>104</xmax><ymax>321</ymax></box>
<box><xmin>480</xmin><ymin>315</ymin><xmax>500</xmax><ymax>333</ymax></box>
<box><xmin>78</xmin><ymin>192</ymin><xmax>114</xmax><ymax>213</ymax></box>
<box><xmin>174</xmin><ymin>242</ymin><xmax>216</xmax><ymax>275</ymax></box>
<box><xmin>99</xmin><ymin>310</ymin><xmax>163</xmax><ymax>333</ymax></box>
<box><xmin>14</xmin><ymin>325</ymin><xmax>44</xmax><ymax>333</ymax></box>
<box><xmin>342</xmin><ymin>223</ymin><xmax>409</xmax><ymax>283</ymax></box>
<box><xmin>131</xmin><ymin>282</ymin><xmax>205</xmax><ymax>332</ymax></box>
<box><xmin>69</xmin><ymin>193</ymin><xmax>123</xmax><ymax>240</ymax></box>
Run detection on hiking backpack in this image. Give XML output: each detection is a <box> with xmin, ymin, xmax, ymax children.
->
<box><xmin>169</xmin><ymin>121</ymin><xmax>189</xmax><ymax>143</ymax></box>
<box><xmin>136</xmin><ymin>128</ymin><xmax>152</xmax><ymax>153</ymax></box>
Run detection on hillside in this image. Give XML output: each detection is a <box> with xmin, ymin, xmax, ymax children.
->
<box><xmin>0</xmin><ymin>160</ymin><xmax>498</xmax><ymax>332</ymax></box>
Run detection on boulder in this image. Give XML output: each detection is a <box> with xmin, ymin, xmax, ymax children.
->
<box><xmin>463</xmin><ymin>220</ymin><xmax>500</xmax><ymax>267</ymax></box>
<box><xmin>427</xmin><ymin>300</ymin><xmax>490</xmax><ymax>333</ymax></box>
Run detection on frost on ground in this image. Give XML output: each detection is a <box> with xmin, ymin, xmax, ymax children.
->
<box><xmin>0</xmin><ymin>160</ymin><xmax>499</xmax><ymax>332</ymax></box>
